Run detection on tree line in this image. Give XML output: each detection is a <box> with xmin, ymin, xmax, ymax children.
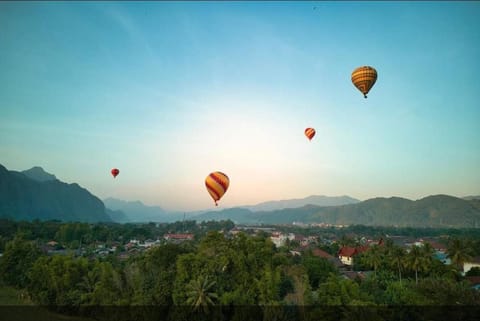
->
<box><xmin>0</xmin><ymin>219</ymin><xmax>479</xmax><ymax>320</ymax></box>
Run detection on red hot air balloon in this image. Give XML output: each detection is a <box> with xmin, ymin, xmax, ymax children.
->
<box><xmin>305</xmin><ymin>128</ymin><xmax>316</xmax><ymax>141</ymax></box>
<box><xmin>111</xmin><ymin>168</ymin><xmax>120</xmax><ymax>178</ymax></box>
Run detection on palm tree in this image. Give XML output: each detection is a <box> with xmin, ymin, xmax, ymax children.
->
<box><xmin>404</xmin><ymin>245</ymin><xmax>425</xmax><ymax>285</ymax></box>
<box><xmin>186</xmin><ymin>275</ymin><xmax>218</xmax><ymax>313</ymax></box>
<box><xmin>362</xmin><ymin>245</ymin><xmax>383</xmax><ymax>277</ymax></box>
<box><xmin>447</xmin><ymin>238</ymin><xmax>473</xmax><ymax>273</ymax></box>
<box><xmin>421</xmin><ymin>242</ymin><xmax>435</xmax><ymax>274</ymax></box>
<box><xmin>387</xmin><ymin>245</ymin><xmax>406</xmax><ymax>284</ymax></box>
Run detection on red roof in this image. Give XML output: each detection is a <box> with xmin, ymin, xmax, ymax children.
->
<box><xmin>338</xmin><ymin>245</ymin><xmax>369</xmax><ymax>258</ymax></box>
<box><xmin>312</xmin><ymin>248</ymin><xmax>334</xmax><ymax>259</ymax></box>
<box><xmin>465</xmin><ymin>276</ymin><xmax>480</xmax><ymax>285</ymax></box>
<box><xmin>338</xmin><ymin>246</ymin><xmax>357</xmax><ymax>257</ymax></box>
<box><xmin>424</xmin><ymin>240</ymin><xmax>446</xmax><ymax>250</ymax></box>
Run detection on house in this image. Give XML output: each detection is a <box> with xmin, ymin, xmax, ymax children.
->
<box><xmin>341</xmin><ymin>271</ymin><xmax>368</xmax><ymax>281</ymax></box>
<box><xmin>312</xmin><ymin>248</ymin><xmax>334</xmax><ymax>260</ymax></box>
<box><xmin>164</xmin><ymin>233</ymin><xmax>194</xmax><ymax>243</ymax></box>
<box><xmin>311</xmin><ymin>248</ymin><xmax>344</xmax><ymax>269</ymax></box>
<box><xmin>141</xmin><ymin>239</ymin><xmax>161</xmax><ymax>248</ymax></box>
<box><xmin>229</xmin><ymin>227</ymin><xmax>242</xmax><ymax>236</ymax></box>
<box><xmin>463</xmin><ymin>257</ymin><xmax>480</xmax><ymax>275</ymax></box>
<box><xmin>294</xmin><ymin>234</ymin><xmax>310</xmax><ymax>247</ymax></box>
<box><xmin>338</xmin><ymin>245</ymin><xmax>369</xmax><ymax>266</ymax></box>
<box><xmin>270</xmin><ymin>232</ymin><xmax>295</xmax><ymax>247</ymax></box>
<box><xmin>424</xmin><ymin>240</ymin><xmax>447</xmax><ymax>251</ymax></box>
<box><xmin>47</xmin><ymin>240</ymin><xmax>59</xmax><ymax>247</ymax></box>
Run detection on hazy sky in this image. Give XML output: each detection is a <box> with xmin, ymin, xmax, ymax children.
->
<box><xmin>1</xmin><ymin>1</ymin><xmax>479</xmax><ymax>211</ymax></box>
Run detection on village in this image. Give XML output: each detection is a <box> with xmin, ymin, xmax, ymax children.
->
<box><xmin>37</xmin><ymin>223</ymin><xmax>480</xmax><ymax>290</ymax></box>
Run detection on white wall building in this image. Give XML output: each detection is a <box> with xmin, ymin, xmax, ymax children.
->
<box><xmin>463</xmin><ymin>257</ymin><xmax>480</xmax><ymax>275</ymax></box>
<box><xmin>270</xmin><ymin>232</ymin><xmax>295</xmax><ymax>247</ymax></box>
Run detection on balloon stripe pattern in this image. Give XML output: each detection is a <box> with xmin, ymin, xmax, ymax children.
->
<box><xmin>305</xmin><ymin>128</ymin><xmax>316</xmax><ymax>141</ymax></box>
<box><xmin>205</xmin><ymin>172</ymin><xmax>229</xmax><ymax>206</ymax></box>
<box><xmin>351</xmin><ymin>66</ymin><xmax>377</xmax><ymax>98</ymax></box>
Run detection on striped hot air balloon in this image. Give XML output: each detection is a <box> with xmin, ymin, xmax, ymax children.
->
<box><xmin>351</xmin><ymin>66</ymin><xmax>377</xmax><ymax>98</ymax></box>
<box><xmin>305</xmin><ymin>128</ymin><xmax>316</xmax><ymax>141</ymax></box>
<box><xmin>205</xmin><ymin>171</ymin><xmax>230</xmax><ymax>206</ymax></box>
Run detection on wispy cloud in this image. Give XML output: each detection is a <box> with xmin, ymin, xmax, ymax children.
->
<box><xmin>101</xmin><ymin>4</ymin><xmax>159</xmax><ymax>65</ymax></box>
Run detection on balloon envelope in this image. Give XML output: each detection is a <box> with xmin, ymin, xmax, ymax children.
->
<box><xmin>205</xmin><ymin>172</ymin><xmax>229</xmax><ymax>206</ymax></box>
<box><xmin>111</xmin><ymin>168</ymin><xmax>119</xmax><ymax>178</ymax></box>
<box><xmin>305</xmin><ymin>128</ymin><xmax>316</xmax><ymax>141</ymax></box>
<box><xmin>351</xmin><ymin>66</ymin><xmax>377</xmax><ymax>98</ymax></box>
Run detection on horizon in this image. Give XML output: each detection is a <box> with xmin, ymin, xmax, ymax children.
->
<box><xmin>1</xmin><ymin>2</ymin><xmax>479</xmax><ymax>212</ymax></box>
<box><xmin>4</xmin><ymin>161</ymin><xmax>480</xmax><ymax>214</ymax></box>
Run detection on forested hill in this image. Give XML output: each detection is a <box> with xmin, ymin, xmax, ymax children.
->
<box><xmin>194</xmin><ymin>195</ymin><xmax>480</xmax><ymax>228</ymax></box>
<box><xmin>238</xmin><ymin>195</ymin><xmax>360</xmax><ymax>211</ymax></box>
<box><xmin>0</xmin><ymin>164</ymin><xmax>111</xmax><ymax>222</ymax></box>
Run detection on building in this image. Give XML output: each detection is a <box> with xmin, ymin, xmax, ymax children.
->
<box><xmin>312</xmin><ymin>248</ymin><xmax>334</xmax><ymax>260</ymax></box>
<box><xmin>270</xmin><ymin>232</ymin><xmax>295</xmax><ymax>247</ymax></box>
<box><xmin>463</xmin><ymin>257</ymin><xmax>480</xmax><ymax>275</ymax></box>
<box><xmin>338</xmin><ymin>245</ymin><xmax>369</xmax><ymax>266</ymax></box>
<box><xmin>164</xmin><ymin>233</ymin><xmax>194</xmax><ymax>243</ymax></box>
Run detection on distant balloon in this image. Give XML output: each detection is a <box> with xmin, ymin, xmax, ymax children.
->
<box><xmin>351</xmin><ymin>66</ymin><xmax>377</xmax><ymax>98</ymax></box>
<box><xmin>205</xmin><ymin>172</ymin><xmax>229</xmax><ymax>206</ymax></box>
<box><xmin>305</xmin><ymin>128</ymin><xmax>316</xmax><ymax>141</ymax></box>
<box><xmin>111</xmin><ymin>168</ymin><xmax>119</xmax><ymax>178</ymax></box>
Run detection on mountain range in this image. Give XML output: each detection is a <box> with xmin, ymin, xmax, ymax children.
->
<box><xmin>196</xmin><ymin>195</ymin><xmax>480</xmax><ymax>228</ymax></box>
<box><xmin>0</xmin><ymin>164</ymin><xmax>111</xmax><ymax>222</ymax></box>
<box><xmin>1</xmin><ymin>164</ymin><xmax>479</xmax><ymax>228</ymax></box>
<box><xmin>102</xmin><ymin>195</ymin><xmax>362</xmax><ymax>223</ymax></box>
<box><xmin>192</xmin><ymin>195</ymin><xmax>480</xmax><ymax>228</ymax></box>
<box><xmin>238</xmin><ymin>195</ymin><xmax>360</xmax><ymax>211</ymax></box>
<box><xmin>103</xmin><ymin>197</ymin><xmax>181</xmax><ymax>223</ymax></box>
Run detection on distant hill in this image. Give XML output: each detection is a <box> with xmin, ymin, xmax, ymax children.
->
<box><xmin>191</xmin><ymin>207</ymin><xmax>255</xmax><ymax>224</ymax></box>
<box><xmin>0</xmin><ymin>164</ymin><xmax>111</xmax><ymax>222</ymax></box>
<box><xmin>463</xmin><ymin>195</ymin><xmax>480</xmax><ymax>200</ymax></box>
<box><xmin>194</xmin><ymin>195</ymin><xmax>480</xmax><ymax>228</ymax></box>
<box><xmin>3</xmin><ymin>163</ymin><xmax>479</xmax><ymax>228</ymax></box>
<box><xmin>22</xmin><ymin>166</ymin><xmax>57</xmax><ymax>182</ymax></box>
<box><xmin>239</xmin><ymin>195</ymin><xmax>360</xmax><ymax>212</ymax></box>
<box><xmin>103</xmin><ymin>197</ymin><xmax>182</xmax><ymax>222</ymax></box>
<box><xmin>105</xmin><ymin>208</ymin><xmax>130</xmax><ymax>224</ymax></box>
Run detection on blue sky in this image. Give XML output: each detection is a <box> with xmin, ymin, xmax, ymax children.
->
<box><xmin>1</xmin><ymin>1</ymin><xmax>479</xmax><ymax>211</ymax></box>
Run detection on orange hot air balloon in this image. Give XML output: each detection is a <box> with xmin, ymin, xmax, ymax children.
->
<box><xmin>351</xmin><ymin>66</ymin><xmax>377</xmax><ymax>98</ymax></box>
<box><xmin>205</xmin><ymin>171</ymin><xmax>229</xmax><ymax>206</ymax></box>
<box><xmin>111</xmin><ymin>168</ymin><xmax>120</xmax><ymax>178</ymax></box>
<box><xmin>305</xmin><ymin>128</ymin><xmax>316</xmax><ymax>141</ymax></box>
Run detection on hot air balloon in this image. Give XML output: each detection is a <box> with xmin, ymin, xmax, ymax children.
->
<box><xmin>205</xmin><ymin>171</ymin><xmax>229</xmax><ymax>206</ymax></box>
<box><xmin>351</xmin><ymin>66</ymin><xmax>377</xmax><ymax>98</ymax></box>
<box><xmin>305</xmin><ymin>128</ymin><xmax>316</xmax><ymax>141</ymax></box>
<box><xmin>111</xmin><ymin>168</ymin><xmax>119</xmax><ymax>178</ymax></box>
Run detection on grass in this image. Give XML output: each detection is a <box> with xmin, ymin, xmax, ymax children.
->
<box><xmin>0</xmin><ymin>285</ymin><xmax>95</xmax><ymax>321</ymax></box>
<box><xmin>0</xmin><ymin>285</ymin><xmax>33</xmax><ymax>305</ymax></box>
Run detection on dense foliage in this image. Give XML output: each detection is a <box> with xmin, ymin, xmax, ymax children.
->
<box><xmin>0</xmin><ymin>219</ymin><xmax>479</xmax><ymax>320</ymax></box>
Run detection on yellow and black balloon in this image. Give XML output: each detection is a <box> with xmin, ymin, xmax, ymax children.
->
<box><xmin>351</xmin><ymin>66</ymin><xmax>377</xmax><ymax>98</ymax></box>
<box><xmin>205</xmin><ymin>171</ymin><xmax>230</xmax><ymax>206</ymax></box>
